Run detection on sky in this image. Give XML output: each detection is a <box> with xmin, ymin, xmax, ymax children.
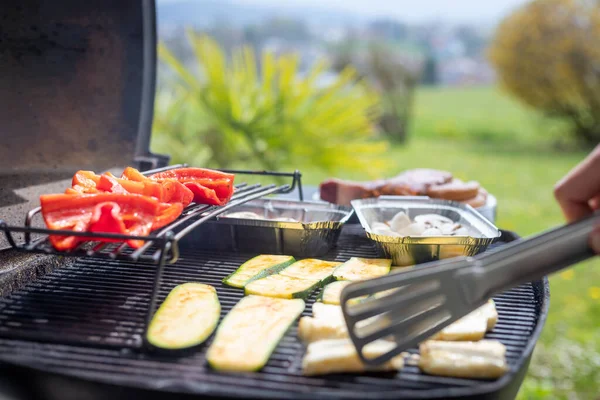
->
<box><xmin>158</xmin><ymin>0</ymin><xmax>531</xmax><ymax>24</ymax></box>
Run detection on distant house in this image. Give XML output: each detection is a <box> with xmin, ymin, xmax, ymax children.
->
<box><xmin>437</xmin><ymin>56</ymin><xmax>496</xmax><ymax>86</ymax></box>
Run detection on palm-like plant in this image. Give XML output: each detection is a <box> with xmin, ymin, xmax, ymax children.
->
<box><xmin>152</xmin><ymin>30</ymin><xmax>390</xmax><ymax>178</ymax></box>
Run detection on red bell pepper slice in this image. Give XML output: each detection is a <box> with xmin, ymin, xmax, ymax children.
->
<box><xmin>120</xmin><ymin>167</ymin><xmax>194</xmax><ymax>207</ymax></box>
<box><xmin>96</xmin><ymin>174</ymin><xmax>129</xmax><ymax>195</ymax></box>
<box><xmin>70</xmin><ymin>170</ymin><xmax>193</xmax><ymax>207</ymax></box>
<box><xmin>152</xmin><ymin>202</ymin><xmax>184</xmax><ymax>230</ymax></box>
<box><xmin>149</xmin><ymin>168</ymin><xmax>235</xmax><ymax>206</ymax></box>
<box><xmin>121</xmin><ymin>167</ymin><xmax>147</xmax><ymax>182</ymax></box>
<box><xmin>160</xmin><ymin>180</ymin><xmax>194</xmax><ymax>206</ymax></box>
<box><xmin>40</xmin><ymin>193</ymin><xmax>160</xmax><ymax>250</ymax></box>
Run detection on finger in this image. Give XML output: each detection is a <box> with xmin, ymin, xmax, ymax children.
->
<box><xmin>589</xmin><ymin>227</ymin><xmax>600</xmax><ymax>254</ymax></box>
<box><xmin>554</xmin><ymin>144</ymin><xmax>600</xmax><ymax>222</ymax></box>
<box><xmin>589</xmin><ymin>194</ymin><xmax>600</xmax><ymax>211</ymax></box>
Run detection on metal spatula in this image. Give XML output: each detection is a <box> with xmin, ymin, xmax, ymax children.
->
<box><xmin>340</xmin><ymin>212</ymin><xmax>600</xmax><ymax>366</ymax></box>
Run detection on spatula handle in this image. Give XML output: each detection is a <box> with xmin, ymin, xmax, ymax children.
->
<box><xmin>464</xmin><ymin>212</ymin><xmax>599</xmax><ymax>303</ymax></box>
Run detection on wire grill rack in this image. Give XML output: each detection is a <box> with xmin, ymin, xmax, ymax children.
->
<box><xmin>0</xmin><ymin>165</ymin><xmax>303</xmax><ymax>265</ymax></box>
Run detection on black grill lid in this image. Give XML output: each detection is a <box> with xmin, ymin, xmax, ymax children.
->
<box><xmin>0</xmin><ymin>0</ymin><xmax>164</xmax><ymax>248</ymax></box>
<box><xmin>0</xmin><ymin>0</ymin><xmax>164</xmax><ymax>176</ymax></box>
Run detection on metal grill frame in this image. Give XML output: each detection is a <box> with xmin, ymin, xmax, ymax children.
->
<box><xmin>0</xmin><ymin>165</ymin><xmax>304</xmax><ymax>265</ymax></box>
<box><xmin>0</xmin><ymin>228</ymin><xmax>549</xmax><ymax>400</ymax></box>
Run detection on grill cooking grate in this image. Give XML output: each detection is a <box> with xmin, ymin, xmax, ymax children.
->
<box><xmin>0</xmin><ymin>225</ymin><xmax>547</xmax><ymax>399</ymax></box>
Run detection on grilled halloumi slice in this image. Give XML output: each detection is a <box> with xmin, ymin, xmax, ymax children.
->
<box><xmin>298</xmin><ymin>303</ymin><xmax>346</xmax><ymax>343</ymax></box>
<box><xmin>298</xmin><ymin>303</ymin><xmax>380</xmax><ymax>344</ymax></box>
<box><xmin>298</xmin><ymin>316</ymin><xmax>349</xmax><ymax>343</ymax></box>
<box><xmin>481</xmin><ymin>299</ymin><xmax>498</xmax><ymax>330</ymax></box>
<box><xmin>430</xmin><ymin>299</ymin><xmax>498</xmax><ymax>341</ymax></box>
<box><xmin>319</xmin><ymin>281</ymin><xmax>352</xmax><ymax>305</ymax></box>
<box><xmin>319</xmin><ymin>281</ymin><xmax>373</xmax><ymax>305</ymax></box>
<box><xmin>418</xmin><ymin>340</ymin><xmax>508</xmax><ymax>379</ymax></box>
<box><xmin>312</xmin><ymin>302</ymin><xmax>344</xmax><ymax>320</ymax></box>
<box><xmin>302</xmin><ymin>339</ymin><xmax>404</xmax><ymax>376</ymax></box>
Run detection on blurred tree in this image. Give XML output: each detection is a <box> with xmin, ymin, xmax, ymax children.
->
<box><xmin>488</xmin><ymin>0</ymin><xmax>600</xmax><ymax>146</ymax></box>
<box><xmin>420</xmin><ymin>53</ymin><xmax>438</xmax><ymax>85</ymax></box>
<box><xmin>153</xmin><ymin>31</ymin><xmax>390</xmax><ymax>178</ymax></box>
<box><xmin>331</xmin><ymin>41</ymin><xmax>419</xmax><ymax>143</ymax></box>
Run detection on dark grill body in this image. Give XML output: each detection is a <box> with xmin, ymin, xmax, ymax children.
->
<box><xmin>0</xmin><ymin>226</ymin><xmax>548</xmax><ymax>400</ymax></box>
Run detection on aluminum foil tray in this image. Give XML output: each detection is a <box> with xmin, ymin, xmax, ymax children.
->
<box><xmin>183</xmin><ymin>199</ymin><xmax>354</xmax><ymax>257</ymax></box>
<box><xmin>351</xmin><ymin>196</ymin><xmax>501</xmax><ymax>266</ymax></box>
<box><xmin>310</xmin><ymin>189</ymin><xmax>498</xmax><ymax>223</ymax></box>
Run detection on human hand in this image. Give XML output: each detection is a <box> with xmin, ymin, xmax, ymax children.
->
<box><xmin>554</xmin><ymin>144</ymin><xmax>600</xmax><ymax>253</ymax></box>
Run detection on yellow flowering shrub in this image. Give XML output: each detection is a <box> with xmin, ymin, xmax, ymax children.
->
<box><xmin>488</xmin><ymin>0</ymin><xmax>600</xmax><ymax>146</ymax></box>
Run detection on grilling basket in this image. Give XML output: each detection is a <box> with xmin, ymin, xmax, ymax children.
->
<box><xmin>0</xmin><ymin>1</ymin><xmax>549</xmax><ymax>399</ymax></box>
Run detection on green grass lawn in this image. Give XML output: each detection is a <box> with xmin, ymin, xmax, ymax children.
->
<box><xmin>411</xmin><ymin>85</ymin><xmax>572</xmax><ymax>149</ymax></box>
<box><xmin>301</xmin><ymin>86</ymin><xmax>599</xmax><ymax>399</ymax></box>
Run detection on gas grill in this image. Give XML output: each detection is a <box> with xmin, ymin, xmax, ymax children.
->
<box><xmin>0</xmin><ymin>1</ymin><xmax>549</xmax><ymax>399</ymax></box>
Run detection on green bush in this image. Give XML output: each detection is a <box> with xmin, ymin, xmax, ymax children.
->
<box><xmin>152</xmin><ymin>31</ymin><xmax>390</xmax><ymax>178</ymax></box>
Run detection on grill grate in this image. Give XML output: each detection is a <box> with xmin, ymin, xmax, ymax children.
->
<box><xmin>0</xmin><ymin>224</ymin><xmax>547</xmax><ymax>399</ymax></box>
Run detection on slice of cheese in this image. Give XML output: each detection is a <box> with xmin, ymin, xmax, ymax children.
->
<box><xmin>302</xmin><ymin>339</ymin><xmax>404</xmax><ymax>376</ymax></box>
<box><xmin>430</xmin><ymin>299</ymin><xmax>498</xmax><ymax>341</ymax></box>
<box><xmin>418</xmin><ymin>340</ymin><xmax>508</xmax><ymax>379</ymax></box>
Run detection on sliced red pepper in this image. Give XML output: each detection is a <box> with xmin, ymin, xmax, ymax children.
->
<box><xmin>70</xmin><ymin>170</ymin><xmax>191</xmax><ymax>206</ymax></box>
<box><xmin>152</xmin><ymin>202</ymin><xmax>184</xmax><ymax>230</ymax></box>
<box><xmin>40</xmin><ymin>193</ymin><xmax>160</xmax><ymax>250</ymax></box>
<box><xmin>121</xmin><ymin>166</ymin><xmax>147</xmax><ymax>182</ymax></box>
<box><xmin>97</xmin><ymin>174</ymin><xmax>129</xmax><ymax>195</ymax></box>
<box><xmin>181</xmin><ymin>182</ymin><xmax>223</xmax><ymax>206</ymax></box>
<box><xmin>160</xmin><ymin>180</ymin><xmax>194</xmax><ymax>206</ymax></box>
<box><xmin>120</xmin><ymin>167</ymin><xmax>194</xmax><ymax>207</ymax></box>
<box><xmin>149</xmin><ymin>168</ymin><xmax>235</xmax><ymax>206</ymax></box>
<box><xmin>87</xmin><ymin>203</ymin><xmax>151</xmax><ymax>248</ymax></box>
<box><xmin>65</xmin><ymin>185</ymin><xmax>98</xmax><ymax>195</ymax></box>
<box><xmin>71</xmin><ymin>171</ymin><xmax>98</xmax><ymax>192</ymax></box>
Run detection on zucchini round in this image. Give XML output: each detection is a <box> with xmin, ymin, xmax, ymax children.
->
<box><xmin>332</xmin><ymin>257</ymin><xmax>391</xmax><ymax>281</ymax></box>
<box><xmin>223</xmin><ymin>255</ymin><xmax>295</xmax><ymax>288</ymax></box>
<box><xmin>244</xmin><ymin>274</ymin><xmax>318</xmax><ymax>299</ymax></box>
<box><xmin>146</xmin><ymin>283</ymin><xmax>220</xmax><ymax>350</ymax></box>
<box><xmin>207</xmin><ymin>295</ymin><xmax>305</xmax><ymax>372</ymax></box>
<box><xmin>279</xmin><ymin>259</ymin><xmax>341</xmax><ymax>285</ymax></box>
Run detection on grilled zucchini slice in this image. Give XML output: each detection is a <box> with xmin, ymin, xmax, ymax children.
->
<box><xmin>223</xmin><ymin>255</ymin><xmax>295</xmax><ymax>288</ymax></box>
<box><xmin>244</xmin><ymin>274</ymin><xmax>319</xmax><ymax>299</ymax></box>
<box><xmin>332</xmin><ymin>257</ymin><xmax>392</xmax><ymax>281</ymax></box>
<box><xmin>279</xmin><ymin>259</ymin><xmax>342</xmax><ymax>285</ymax></box>
<box><xmin>206</xmin><ymin>295</ymin><xmax>305</xmax><ymax>372</ymax></box>
<box><xmin>146</xmin><ymin>283</ymin><xmax>220</xmax><ymax>350</ymax></box>
<box><xmin>319</xmin><ymin>280</ymin><xmax>352</xmax><ymax>305</ymax></box>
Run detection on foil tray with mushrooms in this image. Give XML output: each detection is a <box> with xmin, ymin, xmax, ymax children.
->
<box><xmin>351</xmin><ymin>196</ymin><xmax>501</xmax><ymax>266</ymax></box>
<box><xmin>182</xmin><ymin>199</ymin><xmax>354</xmax><ymax>257</ymax></box>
